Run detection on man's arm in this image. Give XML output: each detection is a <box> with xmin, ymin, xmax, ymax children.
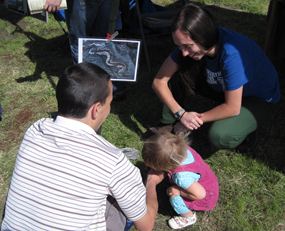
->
<box><xmin>132</xmin><ymin>170</ymin><xmax>164</xmax><ymax>231</ymax></box>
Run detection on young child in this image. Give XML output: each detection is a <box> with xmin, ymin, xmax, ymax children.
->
<box><xmin>142</xmin><ymin>131</ymin><xmax>219</xmax><ymax>229</ymax></box>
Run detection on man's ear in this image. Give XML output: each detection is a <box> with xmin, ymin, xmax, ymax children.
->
<box><xmin>91</xmin><ymin>102</ymin><xmax>101</xmax><ymax>120</ymax></box>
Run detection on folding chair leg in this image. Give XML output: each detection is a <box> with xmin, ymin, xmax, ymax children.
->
<box><xmin>60</xmin><ymin>37</ymin><xmax>69</xmax><ymax>50</ymax></box>
<box><xmin>135</xmin><ymin>0</ymin><xmax>151</xmax><ymax>72</ymax></box>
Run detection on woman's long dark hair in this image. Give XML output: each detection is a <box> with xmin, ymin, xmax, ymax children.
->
<box><xmin>171</xmin><ymin>3</ymin><xmax>219</xmax><ymax>95</ymax></box>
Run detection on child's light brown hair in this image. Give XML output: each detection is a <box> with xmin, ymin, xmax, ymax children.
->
<box><xmin>142</xmin><ymin>131</ymin><xmax>189</xmax><ymax>172</ymax></box>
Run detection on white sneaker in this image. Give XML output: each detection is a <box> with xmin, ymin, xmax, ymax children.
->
<box><xmin>121</xmin><ymin>148</ymin><xmax>140</xmax><ymax>160</ymax></box>
<box><xmin>168</xmin><ymin>212</ymin><xmax>197</xmax><ymax>229</ymax></box>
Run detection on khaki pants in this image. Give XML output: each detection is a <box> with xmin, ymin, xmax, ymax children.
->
<box><xmin>105</xmin><ymin>196</ymin><xmax>127</xmax><ymax>231</ymax></box>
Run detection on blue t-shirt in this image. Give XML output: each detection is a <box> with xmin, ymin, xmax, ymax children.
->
<box><xmin>171</xmin><ymin>27</ymin><xmax>280</xmax><ymax>103</ymax></box>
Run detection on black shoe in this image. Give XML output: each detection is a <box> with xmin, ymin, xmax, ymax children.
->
<box><xmin>142</xmin><ymin>122</ymin><xmax>174</xmax><ymax>140</ymax></box>
<box><xmin>236</xmin><ymin>130</ymin><xmax>258</xmax><ymax>152</ymax></box>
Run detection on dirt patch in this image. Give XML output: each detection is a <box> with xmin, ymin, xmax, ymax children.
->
<box><xmin>0</xmin><ymin>53</ymin><xmax>14</xmax><ymax>66</ymax></box>
<box><xmin>0</xmin><ymin>6</ymin><xmax>30</xmax><ymax>40</ymax></box>
<box><xmin>0</xmin><ymin>107</ymin><xmax>36</xmax><ymax>153</ymax></box>
<box><xmin>16</xmin><ymin>21</ymin><xmax>29</xmax><ymax>30</ymax></box>
<box><xmin>13</xmin><ymin>109</ymin><xmax>34</xmax><ymax>125</ymax></box>
<box><xmin>0</xmin><ymin>20</ymin><xmax>30</xmax><ymax>41</ymax></box>
<box><xmin>0</xmin><ymin>28</ymin><xmax>9</xmax><ymax>41</ymax></box>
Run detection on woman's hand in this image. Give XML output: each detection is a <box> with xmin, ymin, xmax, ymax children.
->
<box><xmin>180</xmin><ymin>111</ymin><xmax>204</xmax><ymax>130</ymax></box>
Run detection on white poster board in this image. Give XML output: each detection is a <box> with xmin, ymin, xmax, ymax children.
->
<box><xmin>78</xmin><ymin>38</ymin><xmax>141</xmax><ymax>82</ymax></box>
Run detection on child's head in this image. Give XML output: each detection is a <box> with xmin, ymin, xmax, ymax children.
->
<box><xmin>142</xmin><ymin>131</ymin><xmax>189</xmax><ymax>172</ymax></box>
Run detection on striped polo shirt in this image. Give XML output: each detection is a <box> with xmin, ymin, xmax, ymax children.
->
<box><xmin>1</xmin><ymin>116</ymin><xmax>147</xmax><ymax>230</ymax></box>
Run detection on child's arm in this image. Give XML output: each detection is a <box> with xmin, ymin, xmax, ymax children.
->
<box><xmin>168</xmin><ymin>181</ymin><xmax>206</xmax><ymax>201</ymax></box>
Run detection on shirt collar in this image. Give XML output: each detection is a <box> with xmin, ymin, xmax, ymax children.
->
<box><xmin>54</xmin><ymin>116</ymin><xmax>96</xmax><ymax>135</ymax></box>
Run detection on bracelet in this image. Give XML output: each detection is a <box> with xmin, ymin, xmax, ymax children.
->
<box><xmin>180</xmin><ymin>111</ymin><xmax>186</xmax><ymax>120</ymax></box>
<box><xmin>174</xmin><ymin>108</ymin><xmax>185</xmax><ymax>120</ymax></box>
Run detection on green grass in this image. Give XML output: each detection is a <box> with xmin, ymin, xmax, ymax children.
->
<box><xmin>1</xmin><ymin>0</ymin><xmax>285</xmax><ymax>230</ymax></box>
<box><xmin>188</xmin><ymin>0</ymin><xmax>270</xmax><ymax>15</ymax></box>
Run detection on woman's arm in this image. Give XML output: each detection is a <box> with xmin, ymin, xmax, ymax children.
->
<box><xmin>198</xmin><ymin>86</ymin><xmax>243</xmax><ymax>123</ymax></box>
<box><xmin>168</xmin><ymin>181</ymin><xmax>206</xmax><ymax>201</ymax></box>
<box><xmin>152</xmin><ymin>55</ymin><xmax>181</xmax><ymax>114</ymax></box>
<box><xmin>152</xmin><ymin>56</ymin><xmax>204</xmax><ymax>128</ymax></box>
<box><xmin>178</xmin><ymin>86</ymin><xmax>243</xmax><ymax>130</ymax></box>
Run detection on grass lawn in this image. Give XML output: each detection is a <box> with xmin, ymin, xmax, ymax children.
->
<box><xmin>0</xmin><ymin>0</ymin><xmax>285</xmax><ymax>230</ymax></box>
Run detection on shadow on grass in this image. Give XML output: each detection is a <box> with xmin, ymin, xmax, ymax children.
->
<box><xmin>1</xmin><ymin>2</ymin><xmax>284</xmax><ymax>173</ymax></box>
<box><xmin>0</xmin><ymin>6</ymin><xmax>71</xmax><ymax>89</ymax></box>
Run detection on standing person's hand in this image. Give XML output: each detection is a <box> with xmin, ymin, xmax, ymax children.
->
<box><xmin>180</xmin><ymin>111</ymin><xmax>204</xmax><ymax>130</ymax></box>
<box><xmin>43</xmin><ymin>0</ymin><xmax>62</xmax><ymax>12</ymax></box>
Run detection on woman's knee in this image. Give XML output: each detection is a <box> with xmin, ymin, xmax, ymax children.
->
<box><xmin>207</xmin><ymin>127</ymin><xmax>245</xmax><ymax>149</ymax></box>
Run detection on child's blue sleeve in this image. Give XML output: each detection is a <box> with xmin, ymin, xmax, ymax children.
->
<box><xmin>172</xmin><ymin>172</ymin><xmax>200</xmax><ymax>190</ymax></box>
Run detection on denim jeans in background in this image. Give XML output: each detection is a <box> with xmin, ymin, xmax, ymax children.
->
<box><xmin>65</xmin><ymin>0</ymin><xmax>126</xmax><ymax>96</ymax></box>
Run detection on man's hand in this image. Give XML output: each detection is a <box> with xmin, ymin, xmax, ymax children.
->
<box><xmin>146</xmin><ymin>169</ymin><xmax>165</xmax><ymax>185</ymax></box>
<box><xmin>43</xmin><ymin>0</ymin><xmax>62</xmax><ymax>12</ymax></box>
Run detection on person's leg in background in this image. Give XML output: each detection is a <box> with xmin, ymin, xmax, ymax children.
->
<box><xmin>65</xmin><ymin>0</ymin><xmax>127</xmax><ymax>99</ymax></box>
<box><xmin>65</xmin><ymin>0</ymin><xmax>103</xmax><ymax>64</ymax></box>
<box><xmin>208</xmin><ymin>97</ymin><xmax>278</xmax><ymax>150</ymax></box>
<box><xmin>92</xmin><ymin>0</ymin><xmax>127</xmax><ymax>100</ymax></box>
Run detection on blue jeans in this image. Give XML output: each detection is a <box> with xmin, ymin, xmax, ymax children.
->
<box><xmin>65</xmin><ymin>0</ymin><xmax>126</xmax><ymax>94</ymax></box>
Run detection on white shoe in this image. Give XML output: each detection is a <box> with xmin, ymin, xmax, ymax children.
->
<box><xmin>168</xmin><ymin>212</ymin><xmax>197</xmax><ymax>229</ymax></box>
<box><xmin>121</xmin><ymin>148</ymin><xmax>139</xmax><ymax>160</ymax></box>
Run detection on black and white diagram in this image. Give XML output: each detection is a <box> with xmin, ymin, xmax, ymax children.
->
<box><xmin>78</xmin><ymin>38</ymin><xmax>141</xmax><ymax>82</ymax></box>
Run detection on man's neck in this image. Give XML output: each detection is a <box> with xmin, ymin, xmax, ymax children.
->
<box><xmin>60</xmin><ymin>115</ymin><xmax>97</xmax><ymax>131</ymax></box>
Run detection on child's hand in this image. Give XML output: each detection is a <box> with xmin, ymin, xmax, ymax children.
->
<box><xmin>168</xmin><ymin>185</ymin><xmax>181</xmax><ymax>198</ymax></box>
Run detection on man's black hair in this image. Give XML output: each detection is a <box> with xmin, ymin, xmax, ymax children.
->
<box><xmin>56</xmin><ymin>62</ymin><xmax>111</xmax><ymax>118</ymax></box>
